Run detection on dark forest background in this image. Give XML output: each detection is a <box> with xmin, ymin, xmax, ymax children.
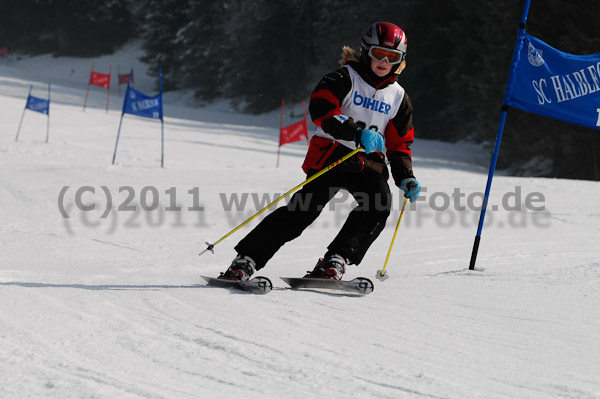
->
<box><xmin>1</xmin><ymin>0</ymin><xmax>599</xmax><ymax>180</ymax></box>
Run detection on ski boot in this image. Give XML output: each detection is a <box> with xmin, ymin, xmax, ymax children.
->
<box><xmin>304</xmin><ymin>253</ymin><xmax>347</xmax><ymax>280</ymax></box>
<box><xmin>220</xmin><ymin>255</ymin><xmax>256</xmax><ymax>281</ymax></box>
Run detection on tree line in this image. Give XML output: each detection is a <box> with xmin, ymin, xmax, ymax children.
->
<box><xmin>1</xmin><ymin>0</ymin><xmax>599</xmax><ymax>180</ymax></box>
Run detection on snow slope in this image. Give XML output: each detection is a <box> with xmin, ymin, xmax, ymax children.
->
<box><xmin>1</xmin><ymin>46</ymin><xmax>600</xmax><ymax>399</ymax></box>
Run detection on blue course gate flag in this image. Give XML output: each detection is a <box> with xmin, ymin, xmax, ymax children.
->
<box><xmin>26</xmin><ymin>95</ymin><xmax>50</xmax><ymax>115</ymax></box>
<box><xmin>505</xmin><ymin>33</ymin><xmax>600</xmax><ymax>130</ymax></box>
<box><xmin>469</xmin><ymin>0</ymin><xmax>600</xmax><ymax>271</ymax></box>
<box><xmin>122</xmin><ymin>86</ymin><xmax>163</xmax><ymax>120</ymax></box>
<box><xmin>16</xmin><ymin>83</ymin><xmax>51</xmax><ymax>143</ymax></box>
<box><xmin>113</xmin><ymin>68</ymin><xmax>165</xmax><ymax>167</ymax></box>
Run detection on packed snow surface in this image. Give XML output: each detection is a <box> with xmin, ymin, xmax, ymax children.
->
<box><xmin>1</xmin><ymin>45</ymin><xmax>599</xmax><ymax>399</ymax></box>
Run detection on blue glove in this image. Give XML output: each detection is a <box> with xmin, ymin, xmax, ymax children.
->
<box><xmin>400</xmin><ymin>178</ymin><xmax>421</xmax><ymax>202</ymax></box>
<box><xmin>357</xmin><ymin>128</ymin><xmax>384</xmax><ymax>154</ymax></box>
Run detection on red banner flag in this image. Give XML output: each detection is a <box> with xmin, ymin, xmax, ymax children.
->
<box><xmin>280</xmin><ymin>119</ymin><xmax>309</xmax><ymax>146</ymax></box>
<box><xmin>277</xmin><ymin>99</ymin><xmax>309</xmax><ymax>167</ymax></box>
<box><xmin>119</xmin><ymin>73</ymin><xmax>133</xmax><ymax>85</ymax></box>
<box><xmin>0</xmin><ymin>48</ymin><xmax>7</xmax><ymax>56</ymax></box>
<box><xmin>89</xmin><ymin>71</ymin><xmax>110</xmax><ymax>88</ymax></box>
<box><xmin>83</xmin><ymin>63</ymin><xmax>111</xmax><ymax>112</ymax></box>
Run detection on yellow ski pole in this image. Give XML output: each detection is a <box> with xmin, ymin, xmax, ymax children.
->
<box><xmin>200</xmin><ymin>148</ymin><xmax>361</xmax><ymax>256</ymax></box>
<box><xmin>376</xmin><ymin>197</ymin><xmax>408</xmax><ymax>281</ymax></box>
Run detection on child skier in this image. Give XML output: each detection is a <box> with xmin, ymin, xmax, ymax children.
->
<box><xmin>221</xmin><ymin>22</ymin><xmax>421</xmax><ymax>281</ymax></box>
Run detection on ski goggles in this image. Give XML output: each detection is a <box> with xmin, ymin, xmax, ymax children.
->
<box><xmin>368</xmin><ymin>45</ymin><xmax>405</xmax><ymax>65</ymax></box>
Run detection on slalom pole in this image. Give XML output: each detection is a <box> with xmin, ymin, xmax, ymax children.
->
<box><xmin>376</xmin><ymin>197</ymin><xmax>408</xmax><ymax>281</ymax></box>
<box><xmin>112</xmin><ymin>113</ymin><xmax>125</xmax><ymax>165</ymax></box>
<box><xmin>469</xmin><ymin>0</ymin><xmax>531</xmax><ymax>270</ymax></box>
<box><xmin>45</xmin><ymin>82</ymin><xmax>51</xmax><ymax>143</ymax></box>
<box><xmin>277</xmin><ymin>99</ymin><xmax>284</xmax><ymax>168</ymax></box>
<box><xmin>159</xmin><ymin>67</ymin><xmax>164</xmax><ymax>168</ymax></box>
<box><xmin>302</xmin><ymin>100</ymin><xmax>309</xmax><ymax>146</ymax></box>
<box><xmin>200</xmin><ymin>147</ymin><xmax>361</xmax><ymax>256</ymax></box>
<box><xmin>160</xmin><ymin>119</ymin><xmax>165</xmax><ymax>168</ymax></box>
<box><xmin>106</xmin><ymin>64</ymin><xmax>112</xmax><ymax>113</ymax></box>
<box><xmin>15</xmin><ymin>85</ymin><xmax>32</xmax><ymax>142</ymax></box>
<box><xmin>83</xmin><ymin>62</ymin><xmax>94</xmax><ymax>111</ymax></box>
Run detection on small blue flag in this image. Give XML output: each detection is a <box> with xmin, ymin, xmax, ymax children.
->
<box><xmin>123</xmin><ymin>86</ymin><xmax>163</xmax><ymax>120</ymax></box>
<box><xmin>505</xmin><ymin>33</ymin><xmax>600</xmax><ymax>130</ymax></box>
<box><xmin>26</xmin><ymin>95</ymin><xmax>49</xmax><ymax>115</ymax></box>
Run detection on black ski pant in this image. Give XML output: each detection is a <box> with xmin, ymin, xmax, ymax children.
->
<box><xmin>234</xmin><ymin>170</ymin><xmax>392</xmax><ymax>270</ymax></box>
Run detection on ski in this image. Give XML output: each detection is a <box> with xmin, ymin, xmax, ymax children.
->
<box><xmin>280</xmin><ymin>277</ymin><xmax>374</xmax><ymax>295</ymax></box>
<box><xmin>201</xmin><ymin>276</ymin><xmax>273</xmax><ymax>295</ymax></box>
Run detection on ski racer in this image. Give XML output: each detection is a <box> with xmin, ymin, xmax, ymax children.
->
<box><xmin>221</xmin><ymin>22</ymin><xmax>421</xmax><ymax>281</ymax></box>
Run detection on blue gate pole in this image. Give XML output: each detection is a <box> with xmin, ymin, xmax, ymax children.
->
<box><xmin>15</xmin><ymin>85</ymin><xmax>32</xmax><ymax>142</ymax></box>
<box><xmin>159</xmin><ymin>67</ymin><xmax>164</xmax><ymax>168</ymax></box>
<box><xmin>45</xmin><ymin>83</ymin><xmax>51</xmax><ymax>143</ymax></box>
<box><xmin>112</xmin><ymin>113</ymin><xmax>125</xmax><ymax>165</ymax></box>
<box><xmin>469</xmin><ymin>0</ymin><xmax>532</xmax><ymax>270</ymax></box>
<box><xmin>112</xmin><ymin>78</ymin><xmax>131</xmax><ymax>165</ymax></box>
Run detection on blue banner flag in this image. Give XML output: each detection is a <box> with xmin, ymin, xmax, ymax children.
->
<box><xmin>114</xmin><ymin>68</ymin><xmax>165</xmax><ymax>167</ymax></box>
<box><xmin>122</xmin><ymin>86</ymin><xmax>163</xmax><ymax>120</ymax></box>
<box><xmin>505</xmin><ymin>33</ymin><xmax>600</xmax><ymax>130</ymax></box>
<box><xmin>26</xmin><ymin>95</ymin><xmax>49</xmax><ymax>115</ymax></box>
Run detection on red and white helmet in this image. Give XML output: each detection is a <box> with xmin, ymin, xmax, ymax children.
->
<box><xmin>361</xmin><ymin>22</ymin><xmax>407</xmax><ymax>64</ymax></box>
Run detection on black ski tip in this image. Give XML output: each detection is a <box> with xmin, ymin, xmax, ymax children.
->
<box><xmin>352</xmin><ymin>277</ymin><xmax>374</xmax><ymax>294</ymax></box>
<box><xmin>202</xmin><ymin>275</ymin><xmax>272</xmax><ymax>295</ymax></box>
<box><xmin>245</xmin><ymin>276</ymin><xmax>273</xmax><ymax>295</ymax></box>
<box><xmin>280</xmin><ymin>276</ymin><xmax>373</xmax><ymax>295</ymax></box>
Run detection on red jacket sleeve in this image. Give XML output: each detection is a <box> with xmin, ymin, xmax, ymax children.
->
<box><xmin>385</xmin><ymin>92</ymin><xmax>415</xmax><ymax>183</ymax></box>
<box><xmin>308</xmin><ymin>67</ymin><xmax>359</xmax><ymax>141</ymax></box>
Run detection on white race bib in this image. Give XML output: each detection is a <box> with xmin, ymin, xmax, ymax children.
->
<box><xmin>314</xmin><ymin>65</ymin><xmax>405</xmax><ymax>149</ymax></box>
